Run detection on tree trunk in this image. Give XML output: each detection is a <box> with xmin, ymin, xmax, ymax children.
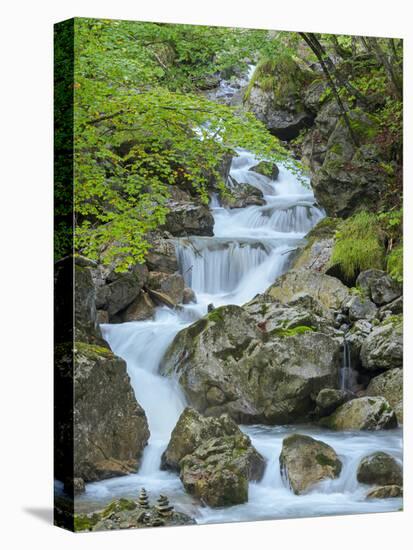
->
<box><xmin>367</xmin><ymin>37</ymin><xmax>402</xmax><ymax>100</ymax></box>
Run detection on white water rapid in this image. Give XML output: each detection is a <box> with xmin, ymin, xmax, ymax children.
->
<box><xmin>75</xmin><ymin>150</ymin><xmax>402</xmax><ymax>522</ymax></box>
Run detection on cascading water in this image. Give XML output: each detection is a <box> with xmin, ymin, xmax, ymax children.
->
<box><xmin>76</xmin><ymin>150</ymin><xmax>402</xmax><ymax>522</ymax></box>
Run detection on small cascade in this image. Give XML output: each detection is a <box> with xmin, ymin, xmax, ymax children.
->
<box><xmin>340</xmin><ymin>339</ymin><xmax>352</xmax><ymax>391</ymax></box>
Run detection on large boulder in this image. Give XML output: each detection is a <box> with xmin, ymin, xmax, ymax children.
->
<box><xmin>320</xmin><ymin>396</ymin><xmax>397</xmax><ymax>431</ymax></box>
<box><xmin>145</xmin><ymin>232</ymin><xmax>179</xmax><ymax>273</ymax></box>
<box><xmin>357</xmin><ymin>452</ymin><xmax>402</xmax><ymax>486</ymax></box>
<box><xmin>360</xmin><ymin>316</ymin><xmax>403</xmax><ymax>371</ymax></box>
<box><xmin>161</xmin><ymin>304</ymin><xmax>341</xmax><ymax>424</ymax></box>
<box><xmin>279</xmin><ymin>434</ymin><xmax>342</xmax><ymax>495</ymax></box>
<box><xmin>55</xmin><ymin>342</ymin><xmax>150</xmax><ymax>484</ymax></box>
<box><xmin>180</xmin><ymin>433</ymin><xmax>265</xmax><ymax>507</ymax></box>
<box><xmin>345</xmin><ymin>295</ymin><xmax>378</xmax><ymax>322</ymax></box>
<box><xmin>291</xmin><ymin>218</ymin><xmax>339</xmax><ymax>274</ymax></box>
<box><xmin>122</xmin><ymin>291</ymin><xmax>156</xmax><ymax>322</ymax></box>
<box><xmin>315</xmin><ymin>388</ymin><xmax>353</xmax><ymax>416</ymax></box>
<box><xmin>161</xmin><ymin>407</ymin><xmax>240</xmax><ymax>471</ymax></box>
<box><xmin>264</xmin><ymin>270</ymin><xmax>350</xmax><ymax>319</ymax></box>
<box><xmin>162</xmin><ymin>199</ymin><xmax>214</xmax><ymax>237</ymax></box>
<box><xmin>366</xmin><ymin>369</ymin><xmax>403</xmax><ymax>424</ymax></box>
<box><xmin>356</xmin><ymin>269</ymin><xmax>402</xmax><ymax>306</ymax></box>
<box><xmin>311</xmin><ymin>111</ymin><xmax>388</xmax><ymax>218</ymax></box>
<box><xmin>249</xmin><ymin>160</ymin><xmax>279</xmax><ymax>180</ymax></box>
<box><xmin>147</xmin><ymin>271</ymin><xmax>185</xmax><ymax>306</ymax></box>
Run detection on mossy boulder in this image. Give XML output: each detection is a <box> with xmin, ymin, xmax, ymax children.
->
<box><xmin>221</xmin><ymin>182</ymin><xmax>265</xmax><ymax>209</ymax></box>
<box><xmin>180</xmin><ymin>432</ymin><xmax>265</xmax><ymax>507</ymax></box>
<box><xmin>279</xmin><ymin>434</ymin><xmax>342</xmax><ymax>495</ymax></box>
<box><xmin>356</xmin><ymin>269</ymin><xmax>402</xmax><ymax>306</ymax></box>
<box><xmin>360</xmin><ymin>316</ymin><xmax>403</xmax><ymax>371</ymax></box>
<box><xmin>161</xmin><ymin>407</ymin><xmax>241</xmax><ymax>471</ymax></box>
<box><xmin>55</xmin><ymin>342</ymin><xmax>150</xmax><ymax>484</ymax></box>
<box><xmin>162</xmin><ymin>198</ymin><xmax>214</xmax><ymax>237</ymax></box>
<box><xmin>366</xmin><ymin>369</ymin><xmax>403</xmax><ymax>424</ymax></box>
<box><xmin>291</xmin><ymin>217</ymin><xmax>339</xmax><ymax>274</ymax></box>
<box><xmin>311</xmin><ymin>110</ymin><xmax>387</xmax><ymax>218</ymax></box>
<box><xmin>357</xmin><ymin>452</ymin><xmax>402</xmax><ymax>486</ymax></box>
<box><xmin>320</xmin><ymin>396</ymin><xmax>397</xmax><ymax>431</ymax></box>
<box><xmin>161</xmin><ymin>304</ymin><xmax>341</xmax><ymax>424</ymax></box>
<box><xmin>249</xmin><ymin>160</ymin><xmax>279</xmax><ymax>180</ymax></box>
<box><xmin>345</xmin><ymin>295</ymin><xmax>378</xmax><ymax>322</ymax></box>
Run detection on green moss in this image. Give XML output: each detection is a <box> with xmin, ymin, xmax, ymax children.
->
<box><xmin>387</xmin><ymin>242</ymin><xmax>403</xmax><ymax>283</ymax></box>
<box><xmin>306</xmin><ymin>217</ymin><xmax>340</xmax><ymax>241</ymax></box>
<box><xmin>272</xmin><ymin>325</ymin><xmax>315</xmax><ymax>338</ymax></box>
<box><xmin>348</xmin><ymin>109</ymin><xmax>380</xmax><ymax>142</ymax></box>
<box><xmin>207</xmin><ymin>307</ymin><xmax>226</xmax><ymax>323</ymax></box>
<box><xmin>244</xmin><ymin>54</ymin><xmax>312</xmax><ymax>103</ymax></box>
<box><xmin>74</xmin><ymin>513</ymin><xmax>100</xmax><ymax>532</ymax></box>
<box><xmin>102</xmin><ymin>498</ymin><xmax>137</xmax><ymax>518</ymax></box>
<box><xmin>330</xmin><ymin>211</ymin><xmax>385</xmax><ymax>280</ymax></box>
<box><xmin>74</xmin><ymin>342</ymin><xmax>112</xmax><ymax>357</ymax></box>
<box><xmin>315</xmin><ymin>453</ymin><xmax>337</xmax><ymax>468</ymax></box>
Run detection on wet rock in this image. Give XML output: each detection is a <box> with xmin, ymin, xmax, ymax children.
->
<box><xmin>356</xmin><ymin>269</ymin><xmax>402</xmax><ymax>306</ymax></box>
<box><xmin>180</xmin><ymin>433</ymin><xmax>265</xmax><ymax>507</ymax></box>
<box><xmin>315</xmin><ymin>388</ymin><xmax>353</xmax><ymax>416</ymax></box>
<box><xmin>74</xmin><ymin>264</ymin><xmax>99</xmax><ymax>343</ymax></box>
<box><xmin>280</xmin><ymin>434</ymin><xmax>342</xmax><ymax>495</ymax></box>
<box><xmin>346</xmin><ymin>319</ymin><xmax>373</xmax><ymax>368</ymax></box>
<box><xmin>345</xmin><ymin>295</ymin><xmax>378</xmax><ymax>322</ymax></box>
<box><xmin>360</xmin><ymin>316</ymin><xmax>403</xmax><ymax>371</ymax></box>
<box><xmin>379</xmin><ymin>296</ymin><xmax>403</xmax><ymax>320</ymax></box>
<box><xmin>161</xmin><ymin>305</ymin><xmax>340</xmax><ymax>424</ymax></box>
<box><xmin>357</xmin><ymin>452</ymin><xmax>402</xmax><ymax>486</ymax></box>
<box><xmin>366</xmin><ymin>485</ymin><xmax>403</xmax><ymax>499</ymax></box>
<box><xmin>366</xmin><ymin>369</ymin><xmax>403</xmax><ymax>424</ymax></box>
<box><xmin>163</xmin><ymin>199</ymin><xmax>214</xmax><ymax>237</ymax></box>
<box><xmin>122</xmin><ymin>291</ymin><xmax>156</xmax><ymax>322</ymax></box>
<box><xmin>161</xmin><ymin>407</ymin><xmax>241</xmax><ymax>471</ymax></box>
<box><xmin>96</xmin><ymin>309</ymin><xmax>109</xmax><ymax>324</ymax></box>
<box><xmin>147</xmin><ymin>271</ymin><xmax>185</xmax><ymax>306</ymax></box>
<box><xmin>249</xmin><ymin>160</ymin><xmax>279</xmax><ymax>180</ymax></box>
<box><xmin>320</xmin><ymin>396</ymin><xmax>397</xmax><ymax>431</ymax></box>
<box><xmin>222</xmin><ymin>182</ymin><xmax>265</xmax><ymax>208</ymax></box>
<box><xmin>55</xmin><ymin>342</ymin><xmax>150</xmax><ymax>483</ymax></box>
<box><xmin>291</xmin><ymin>217</ymin><xmax>339</xmax><ymax>274</ymax></box>
<box><xmin>182</xmin><ymin>287</ymin><xmax>196</xmax><ymax>304</ymax></box>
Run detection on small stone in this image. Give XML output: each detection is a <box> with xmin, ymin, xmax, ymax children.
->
<box><xmin>138</xmin><ymin>487</ymin><xmax>149</xmax><ymax>508</ymax></box>
<box><xmin>366</xmin><ymin>485</ymin><xmax>403</xmax><ymax>499</ymax></box>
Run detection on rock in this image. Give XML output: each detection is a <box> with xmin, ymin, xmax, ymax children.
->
<box><xmin>64</xmin><ymin>477</ymin><xmax>85</xmax><ymax>496</ymax></box>
<box><xmin>161</xmin><ymin>407</ymin><xmax>241</xmax><ymax>471</ymax></box>
<box><xmin>320</xmin><ymin>396</ymin><xmax>397</xmax><ymax>431</ymax></box>
<box><xmin>366</xmin><ymin>369</ymin><xmax>403</xmax><ymax>424</ymax></box>
<box><xmin>55</xmin><ymin>342</ymin><xmax>150</xmax><ymax>483</ymax></box>
<box><xmin>249</xmin><ymin>161</ymin><xmax>279</xmax><ymax>180</ymax></box>
<box><xmin>179</xmin><ymin>433</ymin><xmax>265</xmax><ymax>507</ymax></box>
<box><xmin>357</xmin><ymin>452</ymin><xmax>402</xmax><ymax>486</ymax></box>
<box><xmin>345</xmin><ymin>295</ymin><xmax>378</xmax><ymax>322</ymax></box>
<box><xmin>122</xmin><ymin>291</ymin><xmax>156</xmax><ymax>322</ymax></box>
<box><xmin>163</xmin><ymin>199</ymin><xmax>214</xmax><ymax>237</ymax></box>
<box><xmin>147</xmin><ymin>271</ymin><xmax>185</xmax><ymax>306</ymax></box>
<box><xmin>74</xmin><ymin>264</ymin><xmax>99</xmax><ymax>342</ymax></box>
<box><xmin>161</xmin><ymin>304</ymin><xmax>341</xmax><ymax>424</ymax></box>
<box><xmin>379</xmin><ymin>296</ymin><xmax>403</xmax><ymax>320</ymax></box>
<box><xmin>356</xmin><ymin>269</ymin><xmax>402</xmax><ymax>306</ymax></box>
<box><xmin>311</xmin><ymin>110</ymin><xmax>387</xmax><ymax>217</ymax></box>
<box><xmin>279</xmin><ymin>434</ymin><xmax>342</xmax><ymax>495</ymax></box>
<box><xmin>291</xmin><ymin>217</ymin><xmax>340</xmax><ymax>274</ymax></box>
<box><xmin>303</xmin><ymin>79</ymin><xmax>329</xmax><ymax>112</ymax></box>
<box><xmin>182</xmin><ymin>287</ymin><xmax>196</xmax><ymax>304</ymax></box>
<box><xmin>146</xmin><ymin>233</ymin><xmax>179</xmax><ymax>273</ymax></box>
<box><xmin>222</xmin><ymin>182</ymin><xmax>265</xmax><ymax>208</ymax></box>
<box><xmin>346</xmin><ymin>319</ymin><xmax>373</xmax><ymax>368</ymax></box>
<box><xmin>94</xmin><ymin>263</ymin><xmax>148</xmax><ymax>318</ymax></box>
<box><xmin>265</xmin><ymin>270</ymin><xmax>350</xmax><ymax>319</ymax></box>
<box><xmin>360</xmin><ymin>316</ymin><xmax>403</xmax><ymax>371</ymax></box>
<box><xmin>366</xmin><ymin>485</ymin><xmax>403</xmax><ymax>499</ymax></box>
<box><xmin>75</xmin><ymin>498</ymin><xmax>196</xmax><ymax>531</ymax></box>
<box><xmin>315</xmin><ymin>388</ymin><xmax>353</xmax><ymax>416</ymax></box>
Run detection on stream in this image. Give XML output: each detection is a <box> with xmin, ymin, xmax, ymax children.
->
<box><xmin>75</xmin><ymin>150</ymin><xmax>403</xmax><ymax>522</ymax></box>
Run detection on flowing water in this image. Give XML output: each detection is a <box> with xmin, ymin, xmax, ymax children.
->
<box><xmin>75</xmin><ymin>150</ymin><xmax>402</xmax><ymax>521</ymax></box>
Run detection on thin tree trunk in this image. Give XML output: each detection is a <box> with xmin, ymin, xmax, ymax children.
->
<box><xmin>299</xmin><ymin>32</ymin><xmax>359</xmax><ymax>147</ymax></box>
<box><xmin>367</xmin><ymin>37</ymin><xmax>402</xmax><ymax>100</ymax></box>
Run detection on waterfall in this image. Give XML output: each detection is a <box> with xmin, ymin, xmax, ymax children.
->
<box><xmin>78</xmin><ymin>148</ymin><xmax>402</xmax><ymax>522</ymax></box>
<box><xmin>340</xmin><ymin>339</ymin><xmax>352</xmax><ymax>391</ymax></box>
